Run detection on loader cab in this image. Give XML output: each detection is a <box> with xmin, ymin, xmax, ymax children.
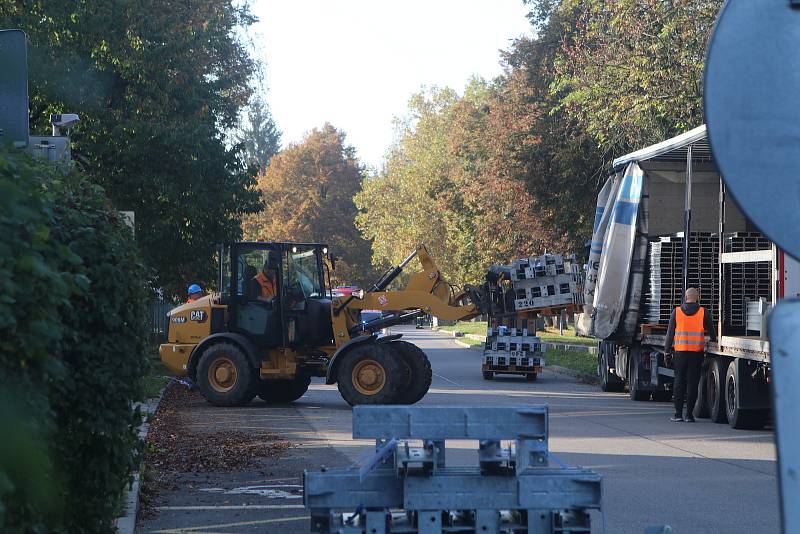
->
<box><xmin>219</xmin><ymin>242</ymin><xmax>334</xmax><ymax>348</ymax></box>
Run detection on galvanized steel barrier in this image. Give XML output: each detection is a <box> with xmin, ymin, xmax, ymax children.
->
<box><xmin>304</xmin><ymin>405</ymin><xmax>602</xmax><ymax>534</ymax></box>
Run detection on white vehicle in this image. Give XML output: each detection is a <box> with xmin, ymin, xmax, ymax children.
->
<box><xmin>577</xmin><ymin>125</ymin><xmax>800</xmax><ymax>429</ymax></box>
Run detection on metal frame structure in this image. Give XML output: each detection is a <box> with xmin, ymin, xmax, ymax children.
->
<box><xmin>304</xmin><ymin>406</ymin><xmax>602</xmax><ymax>534</ymax></box>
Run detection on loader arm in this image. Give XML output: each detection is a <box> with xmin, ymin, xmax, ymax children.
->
<box><xmin>330</xmin><ymin>244</ymin><xmax>486</xmax><ymax>346</ymax></box>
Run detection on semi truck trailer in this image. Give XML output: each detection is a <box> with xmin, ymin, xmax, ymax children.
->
<box><xmin>577</xmin><ymin>125</ymin><xmax>800</xmax><ymax>429</ymax></box>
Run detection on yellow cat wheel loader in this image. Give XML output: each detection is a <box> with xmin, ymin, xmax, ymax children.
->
<box><xmin>159</xmin><ymin>242</ymin><xmax>488</xmax><ymax>406</ymax></box>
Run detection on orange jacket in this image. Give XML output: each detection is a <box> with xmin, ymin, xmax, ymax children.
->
<box><xmin>254</xmin><ymin>271</ymin><xmax>277</xmax><ymax>299</ymax></box>
<box><xmin>673</xmin><ymin>307</ymin><xmax>707</xmax><ymax>352</ymax></box>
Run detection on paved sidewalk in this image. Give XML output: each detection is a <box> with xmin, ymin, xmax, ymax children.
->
<box><xmin>137</xmin><ymin>391</ymin><xmax>351</xmax><ymax>534</ymax></box>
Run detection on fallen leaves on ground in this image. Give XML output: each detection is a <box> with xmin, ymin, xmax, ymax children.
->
<box><xmin>144</xmin><ymin>384</ymin><xmax>292</xmax><ymax>473</ymax></box>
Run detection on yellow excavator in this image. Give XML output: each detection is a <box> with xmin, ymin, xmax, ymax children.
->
<box><xmin>160</xmin><ymin>242</ymin><xmax>488</xmax><ymax>406</ymax></box>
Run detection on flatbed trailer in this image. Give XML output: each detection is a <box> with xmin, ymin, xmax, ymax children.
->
<box><xmin>579</xmin><ymin>125</ymin><xmax>800</xmax><ymax>429</ymax></box>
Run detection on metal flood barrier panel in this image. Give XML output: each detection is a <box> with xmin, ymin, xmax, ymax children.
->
<box><xmin>304</xmin><ymin>405</ymin><xmax>602</xmax><ymax>534</ymax></box>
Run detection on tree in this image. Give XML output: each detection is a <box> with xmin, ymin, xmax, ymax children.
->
<box><xmin>1</xmin><ymin>0</ymin><xmax>264</xmax><ymax>297</ymax></box>
<box><xmin>357</xmin><ymin>88</ymin><xmax>459</xmax><ymax>282</ymax></box>
<box><xmin>243</xmin><ymin>124</ymin><xmax>375</xmax><ymax>285</ymax></box>
<box><xmin>356</xmin><ymin>82</ymin><xmax>543</xmax><ymax>286</ymax></box>
<box><xmin>487</xmin><ymin>4</ymin><xmax>610</xmax><ymax>252</ymax></box>
<box><xmin>549</xmin><ymin>0</ymin><xmax>723</xmax><ymax>153</ymax></box>
<box><xmin>239</xmin><ymin>92</ymin><xmax>281</xmax><ymax>172</ymax></box>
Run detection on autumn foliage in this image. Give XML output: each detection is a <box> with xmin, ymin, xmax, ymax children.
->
<box><xmin>356</xmin><ymin>0</ymin><xmax>721</xmax><ymax>286</ymax></box>
<box><xmin>243</xmin><ymin>124</ymin><xmax>376</xmax><ymax>285</ymax></box>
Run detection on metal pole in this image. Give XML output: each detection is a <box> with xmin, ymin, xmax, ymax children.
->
<box><xmin>718</xmin><ymin>178</ymin><xmax>725</xmax><ymax>340</ymax></box>
<box><xmin>358</xmin><ymin>438</ymin><xmax>397</xmax><ymax>482</ymax></box>
<box><xmin>683</xmin><ymin>145</ymin><xmax>693</xmax><ymax>301</ymax></box>
<box><xmin>398</xmin><ymin>248</ymin><xmax>419</xmax><ymax>269</ymax></box>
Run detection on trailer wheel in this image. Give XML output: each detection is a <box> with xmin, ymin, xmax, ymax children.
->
<box><xmin>482</xmin><ymin>371</ymin><xmax>494</xmax><ymax>380</ymax></box>
<box><xmin>336</xmin><ymin>343</ymin><xmax>402</xmax><ymax>406</ymax></box>
<box><xmin>725</xmin><ymin>361</ymin><xmax>765</xmax><ymax>430</ymax></box>
<box><xmin>258</xmin><ymin>374</ymin><xmax>311</xmax><ymax>404</ymax></box>
<box><xmin>197</xmin><ymin>343</ymin><xmax>257</xmax><ymax>407</ymax></box>
<box><xmin>388</xmin><ymin>341</ymin><xmax>432</xmax><ymax>404</ymax></box>
<box><xmin>599</xmin><ymin>342</ymin><xmax>624</xmax><ymax>392</ymax></box>
<box><xmin>693</xmin><ymin>359</ymin><xmax>711</xmax><ymax>419</ymax></box>
<box><xmin>652</xmin><ymin>390</ymin><xmax>672</xmax><ymax>402</ymax></box>
<box><xmin>707</xmin><ymin>357</ymin><xmax>728</xmax><ymax>423</ymax></box>
<box><xmin>629</xmin><ymin>347</ymin><xmax>650</xmax><ymax>401</ymax></box>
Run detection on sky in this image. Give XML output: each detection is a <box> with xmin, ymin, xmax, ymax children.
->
<box><xmin>249</xmin><ymin>1</ymin><xmax>534</xmax><ymax>169</ymax></box>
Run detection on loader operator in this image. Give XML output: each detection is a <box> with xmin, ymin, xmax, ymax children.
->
<box><xmin>250</xmin><ymin>261</ymin><xmax>277</xmax><ymax>301</ymax></box>
<box><xmin>665</xmin><ymin>287</ymin><xmax>716</xmax><ymax>422</ymax></box>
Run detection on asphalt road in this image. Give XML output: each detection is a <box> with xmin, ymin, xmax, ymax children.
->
<box><xmin>139</xmin><ymin>327</ymin><xmax>779</xmax><ymax>534</ymax></box>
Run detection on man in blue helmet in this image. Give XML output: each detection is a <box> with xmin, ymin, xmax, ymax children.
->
<box><xmin>187</xmin><ymin>283</ymin><xmax>204</xmax><ymax>303</ymax></box>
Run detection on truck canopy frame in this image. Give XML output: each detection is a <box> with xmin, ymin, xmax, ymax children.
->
<box><xmin>580</xmin><ymin>124</ymin><xmax>779</xmax><ymax>355</ymax></box>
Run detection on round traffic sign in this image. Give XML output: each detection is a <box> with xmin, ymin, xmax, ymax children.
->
<box><xmin>705</xmin><ymin>0</ymin><xmax>800</xmax><ymax>258</ymax></box>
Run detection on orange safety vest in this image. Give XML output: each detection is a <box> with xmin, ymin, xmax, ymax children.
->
<box><xmin>674</xmin><ymin>307</ymin><xmax>706</xmax><ymax>352</ymax></box>
<box><xmin>254</xmin><ymin>271</ymin><xmax>277</xmax><ymax>299</ymax></box>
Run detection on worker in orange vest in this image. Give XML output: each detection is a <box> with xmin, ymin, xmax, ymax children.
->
<box><xmin>665</xmin><ymin>287</ymin><xmax>716</xmax><ymax>422</ymax></box>
<box><xmin>187</xmin><ymin>284</ymin><xmax>203</xmax><ymax>303</ymax></box>
<box><xmin>250</xmin><ymin>259</ymin><xmax>278</xmax><ymax>301</ymax></box>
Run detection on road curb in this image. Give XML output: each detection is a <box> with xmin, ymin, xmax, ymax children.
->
<box><xmin>547</xmin><ymin>342</ymin><xmax>598</xmax><ymax>354</ymax></box>
<box><xmin>116</xmin><ymin>383</ymin><xmax>168</xmax><ymax>534</ymax></box>
<box><xmin>547</xmin><ymin>364</ymin><xmax>600</xmax><ymax>385</ymax></box>
<box><xmin>453</xmin><ymin>339</ymin><xmax>482</xmax><ymax>350</ymax></box>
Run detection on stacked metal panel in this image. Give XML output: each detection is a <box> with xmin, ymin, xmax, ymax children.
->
<box><xmin>724</xmin><ymin>232</ymin><xmax>772</xmax><ymax>328</ymax></box>
<box><xmin>509</xmin><ymin>253</ymin><xmax>584</xmax><ymax>311</ymax></box>
<box><xmin>643</xmin><ymin>233</ymin><xmax>720</xmax><ymax>325</ymax></box>
<box><xmin>643</xmin><ymin>232</ymin><xmax>773</xmax><ymax>328</ymax></box>
<box><xmin>483</xmin><ymin>325</ymin><xmax>546</xmax><ymax>369</ymax></box>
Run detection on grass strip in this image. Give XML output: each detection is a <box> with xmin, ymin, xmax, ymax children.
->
<box><xmin>544</xmin><ymin>348</ymin><xmax>597</xmax><ymax>376</ymax></box>
<box><xmin>143</xmin><ymin>359</ymin><xmax>172</xmax><ymax>399</ymax></box>
<box><xmin>439</xmin><ymin>321</ymin><xmax>597</xmax><ymax>346</ymax></box>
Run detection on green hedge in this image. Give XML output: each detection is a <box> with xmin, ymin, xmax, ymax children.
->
<box><xmin>0</xmin><ymin>149</ymin><xmax>149</xmax><ymax>532</ymax></box>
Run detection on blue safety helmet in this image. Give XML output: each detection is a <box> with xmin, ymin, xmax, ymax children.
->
<box><xmin>187</xmin><ymin>283</ymin><xmax>203</xmax><ymax>296</ymax></box>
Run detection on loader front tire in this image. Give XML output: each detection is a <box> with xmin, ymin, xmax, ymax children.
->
<box><xmin>259</xmin><ymin>374</ymin><xmax>311</xmax><ymax>404</ymax></box>
<box><xmin>197</xmin><ymin>343</ymin><xmax>257</xmax><ymax>407</ymax></box>
<box><xmin>336</xmin><ymin>343</ymin><xmax>402</xmax><ymax>406</ymax></box>
<box><xmin>388</xmin><ymin>341</ymin><xmax>432</xmax><ymax>404</ymax></box>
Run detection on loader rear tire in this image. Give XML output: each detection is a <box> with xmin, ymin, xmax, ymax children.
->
<box><xmin>258</xmin><ymin>374</ymin><xmax>311</xmax><ymax>404</ymax></box>
<box><xmin>336</xmin><ymin>343</ymin><xmax>402</xmax><ymax>406</ymax></box>
<box><xmin>388</xmin><ymin>341</ymin><xmax>432</xmax><ymax>405</ymax></box>
<box><xmin>197</xmin><ymin>343</ymin><xmax>257</xmax><ymax>407</ymax></box>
